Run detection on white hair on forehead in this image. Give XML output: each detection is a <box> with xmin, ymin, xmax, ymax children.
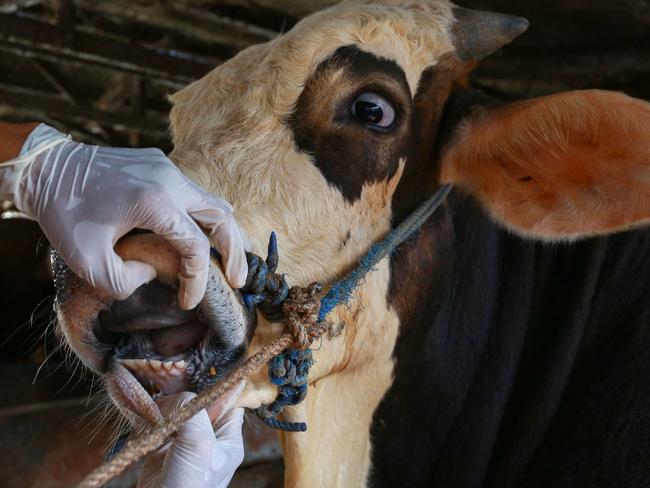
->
<box><xmin>169</xmin><ymin>0</ymin><xmax>456</xmax><ymax>145</ymax></box>
<box><xmin>278</xmin><ymin>0</ymin><xmax>456</xmax><ymax>91</ymax></box>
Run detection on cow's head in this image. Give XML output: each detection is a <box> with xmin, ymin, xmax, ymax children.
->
<box><xmin>55</xmin><ymin>0</ymin><xmax>650</xmax><ymax>480</ymax></box>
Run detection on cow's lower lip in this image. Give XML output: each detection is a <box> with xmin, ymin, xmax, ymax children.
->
<box><xmin>106</xmin><ymin>361</ymin><xmax>163</xmax><ymax>424</ymax></box>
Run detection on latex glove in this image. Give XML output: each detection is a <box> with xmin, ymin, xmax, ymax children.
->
<box><xmin>0</xmin><ymin>123</ymin><xmax>247</xmax><ymax>309</ymax></box>
<box><xmin>137</xmin><ymin>392</ymin><xmax>245</xmax><ymax>488</ymax></box>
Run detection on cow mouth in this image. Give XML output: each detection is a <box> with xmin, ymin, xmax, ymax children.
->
<box><xmin>53</xmin><ymin>232</ymin><xmax>262</xmax><ymax>424</ymax></box>
<box><xmin>96</xmin><ymin>278</ymin><xmax>250</xmax><ymax>424</ymax></box>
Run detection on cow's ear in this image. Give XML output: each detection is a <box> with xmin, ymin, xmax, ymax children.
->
<box><xmin>440</xmin><ymin>90</ymin><xmax>650</xmax><ymax>240</ymax></box>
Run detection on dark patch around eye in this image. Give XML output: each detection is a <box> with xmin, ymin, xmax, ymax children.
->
<box><xmin>287</xmin><ymin>45</ymin><xmax>411</xmax><ymax>204</ymax></box>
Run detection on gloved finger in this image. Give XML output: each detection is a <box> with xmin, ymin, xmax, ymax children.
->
<box><xmin>206</xmin><ymin>381</ymin><xmax>246</xmax><ymax>423</ymax></box>
<box><xmin>242</xmin><ymin>229</ymin><xmax>253</xmax><ymax>253</ymax></box>
<box><xmin>138</xmin><ymin>392</ymin><xmax>213</xmax><ymax>488</ymax></box>
<box><xmin>212</xmin><ymin>216</ymin><xmax>247</xmax><ymax>289</ymax></box>
<box><xmin>211</xmin><ymin>407</ymin><xmax>245</xmax><ymax>488</ymax></box>
<box><xmin>137</xmin><ymin>443</ymin><xmax>169</xmax><ymax>488</ymax></box>
<box><xmin>214</xmin><ymin>407</ymin><xmax>245</xmax><ymax>447</ymax></box>
<box><xmin>192</xmin><ymin>208</ymin><xmax>247</xmax><ymax>289</ymax></box>
<box><xmin>93</xmin><ymin>257</ymin><xmax>157</xmax><ymax>301</ymax></box>
<box><xmin>61</xmin><ymin>237</ymin><xmax>156</xmax><ymax>300</ymax></box>
<box><xmin>138</xmin><ymin>390</ymin><xmax>246</xmax><ymax>488</ymax></box>
<box><xmin>141</xmin><ymin>209</ymin><xmax>211</xmax><ymax>310</ymax></box>
<box><xmin>160</xmin><ymin>393</ymin><xmax>216</xmax><ymax>451</ymax></box>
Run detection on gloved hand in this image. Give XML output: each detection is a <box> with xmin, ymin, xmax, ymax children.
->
<box><xmin>137</xmin><ymin>392</ymin><xmax>245</xmax><ymax>488</ymax></box>
<box><xmin>0</xmin><ymin>123</ymin><xmax>247</xmax><ymax>309</ymax></box>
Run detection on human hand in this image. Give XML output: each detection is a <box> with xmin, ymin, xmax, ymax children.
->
<box><xmin>0</xmin><ymin>124</ymin><xmax>247</xmax><ymax>309</ymax></box>
<box><xmin>137</xmin><ymin>392</ymin><xmax>245</xmax><ymax>488</ymax></box>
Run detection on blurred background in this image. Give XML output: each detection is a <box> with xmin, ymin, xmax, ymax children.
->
<box><xmin>0</xmin><ymin>0</ymin><xmax>648</xmax><ymax>486</ymax></box>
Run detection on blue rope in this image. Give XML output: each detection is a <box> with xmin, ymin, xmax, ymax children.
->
<box><xmin>318</xmin><ymin>184</ymin><xmax>453</xmax><ymax>321</ymax></box>
<box><xmin>254</xmin><ymin>185</ymin><xmax>453</xmax><ymax>432</ymax></box>
<box><xmin>255</xmin><ymin>349</ymin><xmax>313</xmax><ymax>431</ymax></box>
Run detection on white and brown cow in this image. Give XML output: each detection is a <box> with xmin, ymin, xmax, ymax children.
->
<box><xmin>54</xmin><ymin>1</ymin><xmax>650</xmax><ymax>486</ymax></box>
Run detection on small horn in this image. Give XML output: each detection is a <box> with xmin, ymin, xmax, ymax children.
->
<box><xmin>452</xmin><ymin>7</ymin><xmax>529</xmax><ymax>61</ymax></box>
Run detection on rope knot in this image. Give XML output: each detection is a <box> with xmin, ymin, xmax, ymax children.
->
<box><xmin>255</xmin><ymin>283</ymin><xmax>325</xmax><ymax>432</ymax></box>
<box><xmin>283</xmin><ymin>283</ymin><xmax>327</xmax><ymax>350</ymax></box>
<box><xmin>77</xmin><ymin>187</ymin><xmax>453</xmax><ymax>488</ymax></box>
<box><xmin>236</xmin><ymin>232</ymin><xmax>289</xmax><ymax>321</ymax></box>
<box><xmin>268</xmin><ymin>349</ymin><xmax>314</xmax><ymax>386</ymax></box>
<box><xmin>255</xmin><ymin>347</ymin><xmax>314</xmax><ymax>432</ymax></box>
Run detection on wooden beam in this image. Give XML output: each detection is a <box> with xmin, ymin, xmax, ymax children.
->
<box><xmin>29</xmin><ymin>59</ymin><xmax>77</xmax><ymax>104</ymax></box>
<box><xmin>182</xmin><ymin>0</ymin><xmax>337</xmax><ymax>18</ymax></box>
<box><xmin>0</xmin><ymin>82</ymin><xmax>169</xmax><ymax>134</ymax></box>
<box><xmin>76</xmin><ymin>0</ymin><xmax>277</xmax><ymax>52</ymax></box>
<box><xmin>0</xmin><ymin>12</ymin><xmax>215</xmax><ymax>83</ymax></box>
<box><xmin>474</xmin><ymin>47</ymin><xmax>650</xmax><ymax>99</ymax></box>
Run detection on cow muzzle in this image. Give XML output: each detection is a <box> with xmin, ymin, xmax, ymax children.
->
<box><xmin>53</xmin><ymin>233</ymin><xmax>254</xmax><ymax>424</ymax></box>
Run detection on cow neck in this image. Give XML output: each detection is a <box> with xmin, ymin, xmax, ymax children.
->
<box><xmin>317</xmin><ymin>183</ymin><xmax>453</xmax><ymax>321</ymax></box>
<box><xmin>211</xmin><ymin>183</ymin><xmax>454</xmax><ymax>432</ymax></box>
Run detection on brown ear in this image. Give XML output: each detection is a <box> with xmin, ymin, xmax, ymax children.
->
<box><xmin>440</xmin><ymin>90</ymin><xmax>650</xmax><ymax>240</ymax></box>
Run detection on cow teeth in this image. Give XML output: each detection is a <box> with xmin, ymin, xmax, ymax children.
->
<box><xmin>122</xmin><ymin>359</ymin><xmax>147</xmax><ymax>371</ymax></box>
<box><xmin>119</xmin><ymin>358</ymin><xmax>187</xmax><ymax>377</ymax></box>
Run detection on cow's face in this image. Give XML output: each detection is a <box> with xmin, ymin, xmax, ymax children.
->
<box><xmin>166</xmin><ymin>0</ymin><xmax>479</xmax><ymax>409</ymax></box>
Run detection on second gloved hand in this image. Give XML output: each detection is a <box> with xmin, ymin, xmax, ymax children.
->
<box><xmin>137</xmin><ymin>392</ymin><xmax>245</xmax><ymax>488</ymax></box>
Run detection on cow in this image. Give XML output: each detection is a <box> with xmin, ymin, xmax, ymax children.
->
<box><xmin>53</xmin><ymin>0</ymin><xmax>650</xmax><ymax>486</ymax></box>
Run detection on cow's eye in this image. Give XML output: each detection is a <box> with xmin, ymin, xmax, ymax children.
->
<box><xmin>351</xmin><ymin>92</ymin><xmax>396</xmax><ymax>129</ymax></box>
